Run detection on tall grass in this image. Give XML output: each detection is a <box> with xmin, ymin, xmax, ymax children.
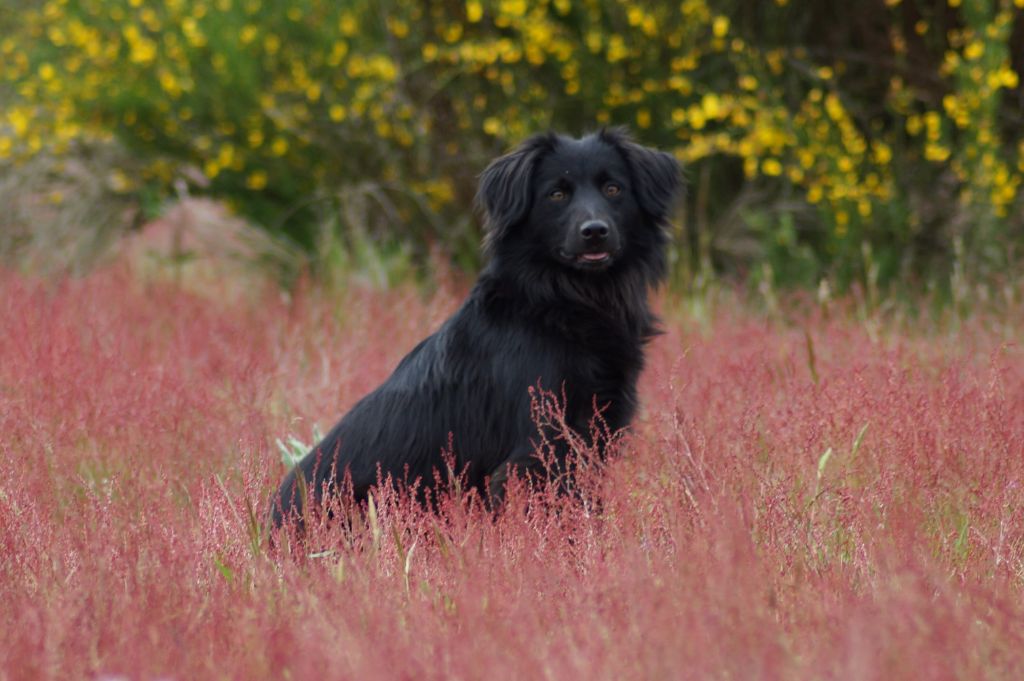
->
<box><xmin>1</xmin><ymin>264</ymin><xmax>1022</xmax><ymax>679</ymax></box>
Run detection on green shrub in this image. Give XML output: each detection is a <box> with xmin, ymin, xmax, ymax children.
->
<box><xmin>2</xmin><ymin>0</ymin><xmax>1021</xmax><ymax>288</ymax></box>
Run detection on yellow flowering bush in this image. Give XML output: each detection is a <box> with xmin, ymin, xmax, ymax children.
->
<box><xmin>1</xmin><ymin>0</ymin><xmax>1021</xmax><ymax>286</ymax></box>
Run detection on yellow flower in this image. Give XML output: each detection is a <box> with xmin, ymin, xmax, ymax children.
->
<box><xmin>994</xmin><ymin>66</ymin><xmax>1019</xmax><ymax>89</ymax></box>
<box><xmin>204</xmin><ymin>159</ymin><xmax>220</xmax><ymax>179</ymax></box>
<box><xmin>700</xmin><ymin>93</ymin><xmax>721</xmax><ymax>119</ymax></box>
<box><xmin>483</xmin><ymin>117</ymin><xmax>501</xmax><ymax>135</ymax></box>
<box><xmin>762</xmin><ymin>158</ymin><xmax>783</xmax><ymax>176</ymax></box>
<box><xmin>499</xmin><ymin>0</ymin><xmax>527</xmax><ymax>17</ymax></box>
<box><xmin>129</xmin><ymin>37</ymin><xmax>158</xmax><ymax>65</ymax></box>
<box><xmin>183</xmin><ymin>18</ymin><xmax>207</xmax><ymax>48</ymax></box>
<box><xmin>835</xmin><ymin>213</ymin><xmax>848</xmax><ymax>237</ymax></box>
<box><xmin>689</xmin><ymin>108</ymin><xmax>706</xmax><ymax>130</ymax></box>
<box><xmin>743</xmin><ymin>156</ymin><xmax>758</xmax><ymax>178</ymax></box>
<box><xmin>924</xmin><ymin>143</ymin><xmax>951</xmax><ymax>162</ymax></box>
<box><xmin>388</xmin><ymin>17</ymin><xmax>410</xmax><ymax>38</ymax></box>
<box><xmin>328</xmin><ymin>41</ymin><xmax>349</xmax><ymax>66</ymax></box>
<box><xmin>159</xmin><ymin>70</ymin><xmax>182</xmax><ymax>97</ymax></box>
<box><xmin>339</xmin><ymin>13</ymin><xmax>357</xmax><ymax>36</ymax></box>
<box><xmin>872</xmin><ymin>142</ymin><xmax>892</xmax><ymax>165</ymax></box>
<box><xmin>712</xmin><ymin>16</ymin><xmax>729</xmax><ymax>38</ymax></box>
<box><xmin>107</xmin><ymin>169</ymin><xmax>132</xmax><ymax>192</ymax></box>
<box><xmin>607</xmin><ymin>35</ymin><xmax>629</xmax><ymax>62</ymax></box>
<box><xmin>466</xmin><ymin>0</ymin><xmax>483</xmax><ymax>23</ymax></box>
<box><xmin>8</xmin><ymin>107</ymin><xmax>30</xmax><ymax>137</ymax></box>
<box><xmin>246</xmin><ymin>170</ymin><xmax>268</xmax><ymax>190</ymax></box>
<box><xmin>924</xmin><ymin>111</ymin><xmax>942</xmax><ymax>141</ymax></box>
<box><xmin>824</xmin><ymin>94</ymin><xmax>844</xmax><ymax>121</ymax></box>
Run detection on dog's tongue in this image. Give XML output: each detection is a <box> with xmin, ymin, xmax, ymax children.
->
<box><xmin>581</xmin><ymin>252</ymin><xmax>609</xmax><ymax>262</ymax></box>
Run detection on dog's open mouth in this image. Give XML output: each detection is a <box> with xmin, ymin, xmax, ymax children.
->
<box><xmin>562</xmin><ymin>249</ymin><xmax>613</xmax><ymax>265</ymax></box>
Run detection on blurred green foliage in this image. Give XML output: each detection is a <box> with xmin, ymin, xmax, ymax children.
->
<box><xmin>1</xmin><ymin>0</ymin><xmax>1022</xmax><ymax>289</ymax></box>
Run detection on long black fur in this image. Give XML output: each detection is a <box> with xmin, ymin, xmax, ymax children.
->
<box><xmin>270</xmin><ymin>128</ymin><xmax>682</xmax><ymax>528</ymax></box>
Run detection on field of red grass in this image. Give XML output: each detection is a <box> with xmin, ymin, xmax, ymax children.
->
<box><xmin>2</xmin><ymin>265</ymin><xmax>1023</xmax><ymax>680</ymax></box>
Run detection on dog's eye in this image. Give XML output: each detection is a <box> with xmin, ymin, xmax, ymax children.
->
<box><xmin>603</xmin><ymin>183</ymin><xmax>621</xmax><ymax>197</ymax></box>
<box><xmin>549</xmin><ymin>189</ymin><xmax>567</xmax><ymax>201</ymax></box>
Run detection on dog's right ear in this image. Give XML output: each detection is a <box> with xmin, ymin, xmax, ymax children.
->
<box><xmin>476</xmin><ymin>133</ymin><xmax>556</xmax><ymax>250</ymax></box>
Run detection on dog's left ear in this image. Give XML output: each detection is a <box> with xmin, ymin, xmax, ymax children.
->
<box><xmin>602</xmin><ymin>128</ymin><xmax>683</xmax><ymax>224</ymax></box>
<box><xmin>476</xmin><ymin>133</ymin><xmax>556</xmax><ymax>249</ymax></box>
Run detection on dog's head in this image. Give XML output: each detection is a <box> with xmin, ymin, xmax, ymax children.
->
<box><xmin>476</xmin><ymin>128</ymin><xmax>682</xmax><ymax>274</ymax></box>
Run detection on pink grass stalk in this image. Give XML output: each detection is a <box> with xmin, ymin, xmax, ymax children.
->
<box><xmin>1</xmin><ymin>266</ymin><xmax>1022</xmax><ymax>680</ymax></box>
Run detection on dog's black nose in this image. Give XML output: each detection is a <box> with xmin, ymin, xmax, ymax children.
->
<box><xmin>580</xmin><ymin>220</ymin><xmax>610</xmax><ymax>241</ymax></box>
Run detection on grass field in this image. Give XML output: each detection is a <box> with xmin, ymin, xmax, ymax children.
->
<box><xmin>2</xmin><ymin>264</ymin><xmax>1023</xmax><ymax>680</ymax></box>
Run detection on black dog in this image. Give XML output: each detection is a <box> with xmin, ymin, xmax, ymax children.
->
<box><xmin>271</xmin><ymin>128</ymin><xmax>681</xmax><ymax>527</ymax></box>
